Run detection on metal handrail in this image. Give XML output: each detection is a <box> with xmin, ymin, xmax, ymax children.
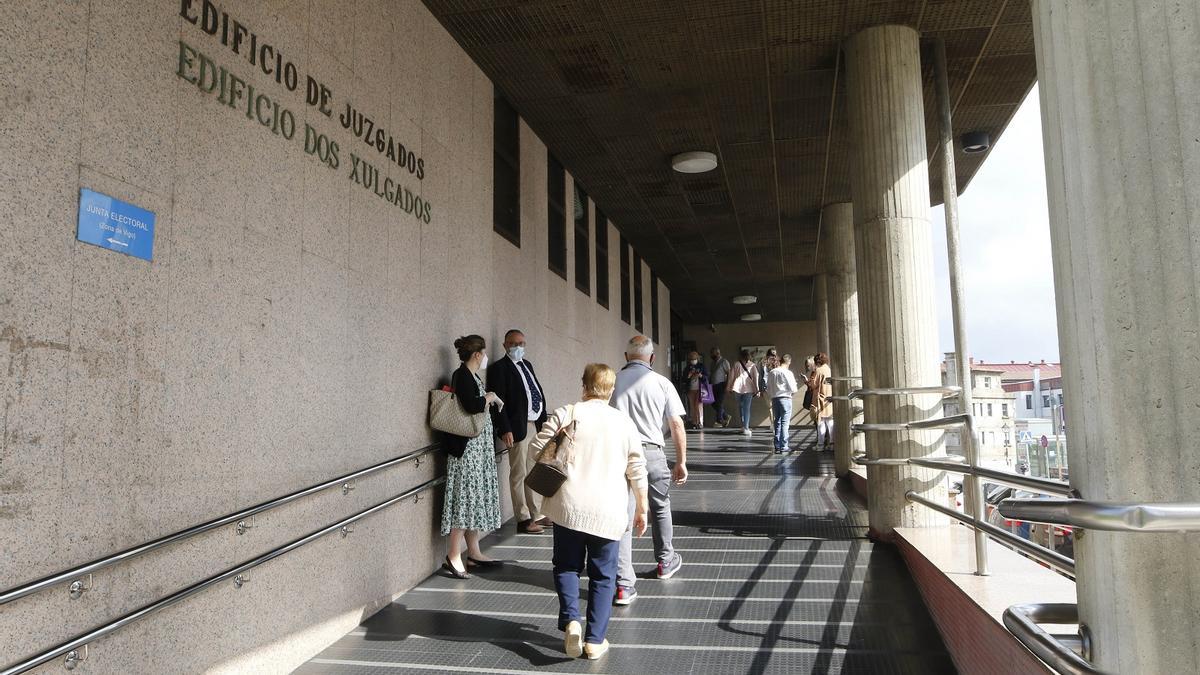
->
<box><xmin>1003</xmin><ymin>604</ymin><xmax>1102</xmax><ymax>675</ymax></box>
<box><xmin>851</xmin><ymin>454</ymin><xmax>909</xmax><ymax>466</ymax></box>
<box><xmin>848</xmin><ymin>385</ymin><xmax>961</xmax><ymax>399</ymax></box>
<box><xmin>0</xmin><ymin>443</ymin><xmax>439</xmax><ymax>606</ymax></box>
<box><xmin>998</xmin><ymin>499</ymin><xmax>1200</xmax><ymax>533</ymax></box>
<box><xmin>851</xmin><ymin>454</ymin><xmax>1075</xmax><ymax>498</ymax></box>
<box><xmin>852</xmin><ymin>412</ymin><xmax>970</xmax><ymax>433</ymax></box>
<box><xmin>1</xmin><ymin>476</ymin><xmax>447</xmax><ymax>675</ymax></box>
<box><xmin>908</xmin><ymin>457</ymin><xmax>1074</xmax><ymax>497</ymax></box>
<box><xmin>905</xmin><ymin>491</ymin><xmax>1075</xmax><ymax>576</ymax></box>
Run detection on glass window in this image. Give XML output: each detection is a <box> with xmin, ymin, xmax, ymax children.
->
<box><xmin>1025</xmin><ymin>394</ymin><xmax>1032</xmax><ymax>409</ymax></box>
<box><xmin>1057</xmin><ymin>393</ymin><xmax>1063</xmax><ymax>404</ymax></box>
<box><xmin>547</xmin><ymin>153</ymin><xmax>566</xmax><ymax>279</ymax></box>
<box><xmin>1002</xmin><ymin>403</ymin><xmax>1009</xmax><ymax>418</ymax></box>
<box><xmin>984</xmin><ymin>377</ymin><xmax>992</xmax><ymax>387</ymax></box>
<box><xmin>574</xmin><ymin>183</ymin><xmax>589</xmax><ymax>295</ymax></box>
<box><xmin>650</xmin><ymin>270</ymin><xmax>659</xmax><ymax>342</ymax></box>
<box><xmin>595</xmin><ymin>209</ymin><xmax>609</xmax><ymax>308</ymax></box>
<box><xmin>1043</xmin><ymin>395</ymin><xmax>1051</xmax><ymax>408</ymax></box>
<box><xmin>493</xmin><ymin>88</ymin><xmax>520</xmax><ymax>246</ymax></box>
<box><xmin>987</xmin><ymin>403</ymin><xmax>993</xmax><ymax>417</ymax></box>
<box><xmin>633</xmin><ymin>251</ymin><xmax>644</xmax><ymax>332</ymax></box>
<box><xmin>619</xmin><ymin>235</ymin><xmax>631</xmax><ymax>323</ymax></box>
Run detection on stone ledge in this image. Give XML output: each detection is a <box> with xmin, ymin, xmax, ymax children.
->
<box><xmin>893</xmin><ymin>524</ymin><xmax>1077</xmax><ymax>675</ymax></box>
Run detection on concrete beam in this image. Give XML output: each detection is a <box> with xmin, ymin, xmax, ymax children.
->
<box><xmin>844</xmin><ymin>25</ymin><xmax>947</xmax><ymax>536</ymax></box>
<box><xmin>1033</xmin><ymin>1</ymin><xmax>1200</xmax><ymax>671</ymax></box>
<box><xmin>823</xmin><ymin>203</ymin><xmax>864</xmax><ymax>479</ymax></box>
<box><xmin>814</xmin><ymin>273</ymin><xmax>830</xmax><ymax>357</ymax></box>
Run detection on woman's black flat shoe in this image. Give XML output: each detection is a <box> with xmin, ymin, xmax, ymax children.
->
<box><xmin>467</xmin><ymin>557</ymin><xmax>504</xmax><ymax>568</ymax></box>
<box><xmin>443</xmin><ymin>556</ymin><xmax>471</xmax><ymax>579</ymax></box>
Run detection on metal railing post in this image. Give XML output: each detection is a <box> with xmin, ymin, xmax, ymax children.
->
<box><xmin>932</xmin><ymin>37</ymin><xmax>987</xmax><ymax>575</ymax></box>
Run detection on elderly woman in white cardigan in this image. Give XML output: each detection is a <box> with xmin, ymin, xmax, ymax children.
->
<box><xmin>530</xmin><ymin>363</ymin><xmax>648</xmax><ymax>661</ymax></box>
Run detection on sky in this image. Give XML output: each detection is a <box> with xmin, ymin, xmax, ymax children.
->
<box><xmin>929</xmin><ymin>84</ymin><xmax>1061</xmax><ymax>363</ymax></box>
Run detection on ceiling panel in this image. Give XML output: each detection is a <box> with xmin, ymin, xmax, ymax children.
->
<box><xmin>424</xmin><ymin>0</ymin><xmax>1037</xmax><ymax>323</ymax></box>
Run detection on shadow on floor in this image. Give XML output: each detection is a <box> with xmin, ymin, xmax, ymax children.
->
<box><xmin>359</xmin><ymin>603</ymin><xmax>573</xmax><ymax>667</ymax></box>
<box><xmin>461</xmin><ymin>562</ymin><xmax>558</xmax><ymax>593</ymax></box>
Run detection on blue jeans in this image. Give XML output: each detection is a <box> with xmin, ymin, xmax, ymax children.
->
<box><xmin>553</xmin><ymin>524</ymin><xmax>619</xmax><ymax>644</ymax></box>
<box><xmin>737</xmin><ymin>393</ymin><xmax>754</xmax><ymax>430</ymax></box>
<box><xmin>772</xmin><ymin>397</ymin><xmax>792</xmax><ymax>449</ymax></box>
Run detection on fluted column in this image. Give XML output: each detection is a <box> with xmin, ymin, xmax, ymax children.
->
<box><xmin>844</xmin><ymin>25</ymin><xmax>946</xmax><ymax>536</ymax></box>
<box><xmin>1033</xmin><ymin>2</ymin><xmax>1200</xmax><ymax>671</ymax></box>
<box><xmin>814</xmin><ymin>273</ymin><xmax>830</xmax><ymax>357</ymax></box>
<box><xmin>823</xmin><ymin>203</ymin><xmax>864</xmax><ymax>478</ymax></box>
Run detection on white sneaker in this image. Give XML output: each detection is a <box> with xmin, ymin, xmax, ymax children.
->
<box><xmin>564</xmin><ymin>620</ymin><xmax>583</xmax><ymax>657</ymax></box>
<box><xmin>583</xmin><ymin>640</ymin><xmax>610</xmax><ymax>660</ymax></box>
<box><xmin>742</xmin><ymin>429</ymin><xmax>752</xmax><ymax>437</ymax></box>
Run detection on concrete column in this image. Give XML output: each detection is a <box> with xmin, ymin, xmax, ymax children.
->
<box><xmin>1033</xmin><ymin>2</ymin><xmax>1200</xmax><ymax>671</ymax></box>
<box><xmin>823</xmin><ymin>203</ymin><xmax>864</xmax><ymax>478</ymax></box>
<box><xmin>844</xmin><ymin>25</ymin><xmax>946</xmax><ymax>536</ymax></box>
<box><xmin>813</xmin><ymin>273</ymin><xmax>830</xmax><ymax>357</ymax></box>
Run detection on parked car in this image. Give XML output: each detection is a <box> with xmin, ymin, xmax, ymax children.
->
<box><xmin>983</xmin><ymin>485</ymin><xmax>1074</xmax><ymax>560</ymax></box>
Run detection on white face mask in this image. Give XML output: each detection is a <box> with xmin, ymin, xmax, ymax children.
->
<box><xmin>479</xmin><ymin>353</ymin><xmax>489</xmax><ymax>370</ymax></box>
<box><xmin>507</xmin><ymin>346</ymin><xmax>525</xmax><ymax>361</ymax></box>
<box><xmin>689</xmin><ymin>359</ymin><xmax>698</xmax><ymax>365</ymax></box>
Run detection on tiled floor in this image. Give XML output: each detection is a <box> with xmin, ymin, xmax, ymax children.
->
<box><xmin>295</xmin><ymin>426</ymin><xmax>956</xmax><ymax>674</ymax></box>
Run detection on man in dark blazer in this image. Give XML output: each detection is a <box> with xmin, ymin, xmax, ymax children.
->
<box><xmin>488</xmin><ymin>328</ymin><xmax>550</xmax><ymax>533</ymax></box>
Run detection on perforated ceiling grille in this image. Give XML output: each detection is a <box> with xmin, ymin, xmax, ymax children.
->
<box><xmin>424</xmin><ymin>0</ymin><xmax>1036</xmax><ymax>323</ymax></box>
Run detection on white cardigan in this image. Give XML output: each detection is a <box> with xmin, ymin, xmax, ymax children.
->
<box><xmin>530</xmin><ymin>399</ymin><xmax>648</xmax><ymax>541</ymax></box>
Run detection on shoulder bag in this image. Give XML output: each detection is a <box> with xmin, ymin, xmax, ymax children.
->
<box><xmin>525</xmin><ymin>405</ymin><xmax>576</xmax><ymax>498</ymax></box>
<box><xmin>429</xmin><ymin>387</ymin><xmax>485</xmax><ymax>438</ymax></box>
<box><xmin>699</xmin><ymin>376</ymin><xmax>716</xmax><ymax>405</ymax></box>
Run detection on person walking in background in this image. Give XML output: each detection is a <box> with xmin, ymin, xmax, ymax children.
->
<box><xmin>709</xmin><ymin>348</ymin><xmax>731</xmax><ymax>427</ymax></box>
<box><xmin>488</xmin><ymin>329</ymin><xmax>551</xmax><ymax>534</ymax></box>
<box><xmin>809</xmin><ymin>352</ymin><xmax>834</xmax><ymax>451</ymax></box>
<box><xmin>767</xmin><ymin>354</ymin><xmax>799</xmax><ymax>454</ymax></box>
<box><xmin>683</xmin><ymin>351</ymin><xmax>709</xmax><ymax>430</ymax></box>
<box><xmin>802</xmin><ymin>356</ymin><xmax>817</xmax><ymax>427</ymax></box>
<box><xmin>440</xmin><ymin>335</ymin><xmax>504</xmax><ymax>579</ymax></box>
<box><xmin>612</xmin><ymin>336</ymin><xmax>688</xmax><ymax>606</ymax></box>
<box><xmin>758</xmin><ymin>348</ymin><xmax>780</xmax><ymax>426</ymax></box>
<box><xmin>757</xmin><ymin>348</ymin><xmax>778</xmax><ymax>394</ymax></box>
<box><xmin>531</xmin><ymin>364</ymin><xmax>649</xmax><ymax>660</ymax></box>
<box><xmin>726</xmin><ymin>350</ymin><xmax>759</xmax><ymax>437</ymax></box>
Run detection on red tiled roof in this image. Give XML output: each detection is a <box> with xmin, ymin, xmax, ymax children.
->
<box><xmin>973</xmin><ymin>361</ymin><xmax>1062</xmax><ymax>381</ymax></box>
<box><xmin>1003</xmin><ymin>375</ymin><xmax>1064</xmax><ymax>393</ymax></box>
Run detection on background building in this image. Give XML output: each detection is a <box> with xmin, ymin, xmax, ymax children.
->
<box><xmin>941</xmin><ymin>354</ymin><xmax>1013</xmax><ymax>462</ymax></box>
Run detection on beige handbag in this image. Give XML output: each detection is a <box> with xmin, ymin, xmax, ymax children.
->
<box><xmin>525</xmin><ymin>405</ymin><xmax>576</xmax><ymax>498</ymax></box>
<box><xmin>429</xmin><ymin>388</ymin><xmax>486</xmax><ymax>438</ymax></box>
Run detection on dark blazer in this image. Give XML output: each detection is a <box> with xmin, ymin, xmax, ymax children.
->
<box><xmin>487</xmin><ymin>356</ymin><xmax>548</xmax><ymax>442</ymax></box>
<box><xmin>443</xmin><ymin>365</ymin><xmax>488</xmax><ymax>458</ymax></box>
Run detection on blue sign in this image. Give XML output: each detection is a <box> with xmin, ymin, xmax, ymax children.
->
<box><xmin>77</xmin><ymin>188</ymin><xmax>156</xmax><ymax>261</ymax></box>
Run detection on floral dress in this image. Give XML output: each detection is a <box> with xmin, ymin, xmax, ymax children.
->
<box><xmin>441</xmin><ymin>373</ymin><xmax>502</xmax><ymax>535</ymax></box>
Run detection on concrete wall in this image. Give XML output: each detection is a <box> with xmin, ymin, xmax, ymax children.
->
<box><xmin>0</xmin><ymin>1</ymin><xmax>668</xmax><ymax>672</ymax></box>
<box><xmin>681</xmin><ymin>320</ymin><xmax>818</xmax><ymax>426</ymax></box>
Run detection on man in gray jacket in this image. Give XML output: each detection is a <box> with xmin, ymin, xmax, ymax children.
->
<box><xmin>709</xmin><ymin>348</ymin><xmax>731</xmax><ymax>427</ymax></box>
<box><xmin>609</xmin><ymin>335</ymin><xmax>689</xmax><ymax>606</ymax></box>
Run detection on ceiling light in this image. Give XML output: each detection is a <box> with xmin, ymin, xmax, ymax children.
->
<box><xmin>671</xmin><ymin>151</ymin><xmax>718</xmax><ymax>173</ymax></box>
<box><xmin>740</xmin><ymin>313</ymin><xmax>762</xmax><ymax>322</ymax></box>
<box><xmin>961</xmin><ymin>131</ymin><xmax>991</xmax><ymax>154</ymax></box>
<box><xmin>731</xmin><ymin>295</ymin><xmax>757</xmax><ymax>305</ymax></box>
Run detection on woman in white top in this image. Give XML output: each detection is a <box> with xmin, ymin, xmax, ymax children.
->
<box><xmin>530</xmin><ymin>364</ymin><xmax>649</xmax><ymax>660</ymax></box>
<box><xmin>766</xmin><ymin>354</ymin><xmax>799</xmax><ymax>453</ymax></box>
<box><xmin>726</xmin><ymin>349</ymin><xmax>760</xmax><ymax>436</ymax></box>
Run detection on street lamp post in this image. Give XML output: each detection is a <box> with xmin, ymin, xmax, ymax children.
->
<box><xmin>1002</xmin><ymin>421</ymin><xmax>1011</xmax><ymax>466</ymax></box>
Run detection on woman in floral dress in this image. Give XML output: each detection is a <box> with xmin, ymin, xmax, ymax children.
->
<box><xmin>440</xmin><ymin>334</ymin><xmax>504</xmax><ymax>578</ymax></box>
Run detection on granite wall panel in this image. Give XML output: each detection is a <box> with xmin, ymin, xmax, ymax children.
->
<box><xmin>0</xmin><ymin>1</ymin><xmax>672</xmax><ymax>671</ymax></box>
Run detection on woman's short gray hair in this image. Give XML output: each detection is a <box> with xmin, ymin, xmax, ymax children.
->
<box><xmin>627</xmin><ymin>335</ymin><xmax>655</xmax><ymax>357</ymax></box>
